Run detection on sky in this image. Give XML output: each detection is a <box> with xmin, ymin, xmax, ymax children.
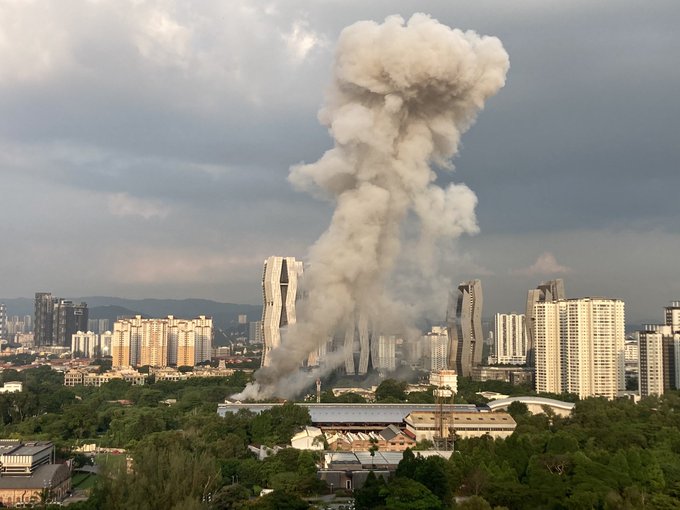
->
<box><xmin>1</xmin><ymin>0</ymin><xmax>679</xmax><ymax>324</ymax></box>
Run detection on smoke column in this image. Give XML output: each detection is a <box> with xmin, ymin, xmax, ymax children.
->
<box><xmin>235</xmin><ymin>14</ymin><xmax>509</xmax><ymax>400</ymax></box>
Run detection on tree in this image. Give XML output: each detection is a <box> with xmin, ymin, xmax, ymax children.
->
<box><xmin>247</xmin><ymin>490</ymin><xmax>309</xmax><ymax>510</ymax></box>
<box><xmin>209</xmin><ymin>483</ymin><xmax>250</xmax><ymax>509</ymax></box>
<box><xmin>381</xmin><ymin>478</ymin><xmax>442</xmax><ymax>510</ymax></box>
<box><xmin>455</xmin><ymin>496</ymin><xmax>493</xmax><ymax>510</ymax></box>
<box><xmin>355</xmin><ymin>471</ymin><xmax>386</xmax><ymax>510</ymax></box>
<box><xmin>94</xmin><ymin>431</ymin><xmax>221</xmax><ymax>510</ymax></box>
<box><xmin>369</xmin><ymin>437</ymin><xmax>380</xmax><ymax>468</ymax></box>
<box><xmin>413</xmin><ymin>455</ymin><xmax>453</xmax><ymax>504</ymax></box>
<box><xmin>375</xmin><ymin>379</ymin><xmax>407</xmax><ymax>402</ymax></box>
<box><xmin>507</xmin><ymin>401</ymin><xmax>529</xmax><ymax>421</ymax></box>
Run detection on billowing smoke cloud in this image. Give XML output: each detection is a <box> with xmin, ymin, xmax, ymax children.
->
<box><xmin>235</xmin><ymin>14</ymin><xmax>509</xmax><ymax>400</ymax></box>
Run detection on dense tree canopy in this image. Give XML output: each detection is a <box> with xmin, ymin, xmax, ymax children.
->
<box><xmin>5</xmin><ymin>367</ymin><xmax>680</xmax><ymax>509</ymax></box>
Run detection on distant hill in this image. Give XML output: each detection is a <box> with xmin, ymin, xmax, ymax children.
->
<box><xmin>0</xmin><ymin>296</ymin><xmax>261</xmax><ymax>331</ymax></box>
<box><xmin>89</xmin><ymin>305</ymin><xmax>145</xmax><ymax>324</ymax></box>
<box><xmin>0</xmin><ymin>298</ymin><xmax>34</xmax><ymax>317</ymax></box>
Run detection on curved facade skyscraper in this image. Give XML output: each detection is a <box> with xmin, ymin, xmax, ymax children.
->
<box><xmin>447</xmin><ymin>279</ymin><xmax>484</xmax><ymax>378</ymax></box>
<box><xmin>261</xmin><ymin>256</ymin><xmax>304</xmax><ymax>368</ymax></box>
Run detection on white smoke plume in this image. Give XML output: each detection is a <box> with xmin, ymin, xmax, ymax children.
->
<box><xmin>235</xmin><ymin>14</ymin><xmax>509</xmax><ymax>401</ymax></box>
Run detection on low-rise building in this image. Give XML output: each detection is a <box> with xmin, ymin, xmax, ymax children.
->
<box><xmin>291</xmin><ymin>426</ymin><xmax>325</xmax><ymax>450</ymax></box>
<box><xmin>319</xmin><ymin>450</ymin><xmax>452</xmax><ymax>491</ymax></box>
<box><xmin>0</xmin><ymin>441</ymin><xmax>70</xmax><ymax>507</ymax></box>
<box><xmin>64</xmin><ymin>368</ymin><xmax>147</xmax><ymax>387</ymax></box>
<box><xmin>0</xmin><ymin>382</ymin><xmax>22</xmax><ymax>394</ymax></box>
<box><xmin>404</xmin><ymin>411</ymin><xmax>516</xmax><ymax>442</ymax></box>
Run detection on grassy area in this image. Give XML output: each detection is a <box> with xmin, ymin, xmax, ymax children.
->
<box><xmin>71</xmin><ymin>471</ymin><xmax>97</xmax><ymax>490</ymax></box>
<box><xmin>94</xmin><ymin>452</ymin><xmax>127</xmax><ymax>471</ymax></box>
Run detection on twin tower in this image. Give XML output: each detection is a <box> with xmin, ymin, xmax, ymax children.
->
<box><xmin>260</xmin><ymin>255</ymin><xmax>503</xmax><ymax>377</ymax></box>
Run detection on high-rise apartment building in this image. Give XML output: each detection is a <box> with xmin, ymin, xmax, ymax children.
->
<box><xmin>111</xmin><ymin>315</ymin><xmax>212</xmax><ymax>368</ymax></box>
<box><xmin>248</xmin><ymin>321</ymin><xmax>263</xmax><ymax>344</ymax></box>
<box><xmin>0</xmin><ymin>304</ymin><xmax>6</xmax><ymax>341</ymax></box>
<box><xmin>636</xmin><ymin>302</ymin><xmax>680</xmax><ymax>398</ymax></box>
<box><xmin>112</xmin><ymin>316</ymin><xmax>141</xmax><ymax>367</ymax></box>
<box><xmin>665</xmin><ymin>302</ymin><xmax>680</xmax><ymax>334</ymax></box>
<box><xmin>534</xmin><ymin>298</ymin><xmax>625</xmax><ymax>399</ymax></box>
<box><xmin>424</xmin><ymin>326</ymin><xmax>449</xmax><ymax>371</ymax></box>
<box><xmin>636</xmin><ymin>325</ymin><xmax>675</xmax><ymax>397</ymax></box>
<box><xmin>373</xmin><ymin>335</ymin><xmax>397</xmax><ymax>373</ymax></box>
<box><xmin>87</xmin><ymin>319</ymin><xmax>110</xmax><ymax>334</ymax></box>
<box><xmin>172</xmin><ymin>315</ymin><xmax>213</xmax><ymax>367</ymax></box>
<box><xmin>494</xmin><ymin>313</ymin><xmax>527</xmax><ymax>365</ymax></box>
<box><xmin>139</xmin><ymin>319</ymin><xmax>169</xmax><ymax>367</ymax></box>
<box><xmin>448</xmin><ymin>279</ymin><xmax>484</xmax><ymax>378</ymax></box>
<box><xmin>71</xmin><ymin>331</ymin><xmax>112</xmax><ymax>358</ymax></box>
<box><xmin>261</xmin><ymin>256</ymin><xmax>304</xmax><ymax>368</ymax></box>
<box><xmin>525</xmin><ymin>279</ymin><xmax>565</xmax><ymax>368</ymax></box>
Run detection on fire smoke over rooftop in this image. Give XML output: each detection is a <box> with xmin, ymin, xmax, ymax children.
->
<box><xmin>235</xmin><ymin>13</ymin><xmax>509</xmax><ymax>400</ymax></box>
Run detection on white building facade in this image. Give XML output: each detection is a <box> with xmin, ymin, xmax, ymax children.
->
<box><xmin>494</xmin><ymin>313</ymin><xmax>527</xmax><ymax>365</ymax></box>
<box><xmin>423</xmin><ymin>327</ymin><xmax>449</xmax><ymax>371</ymax></box>
<box><xmin>374</xmin><ymin>335</ymin><xmax>397</xmax><ymax>373</ymax></box>
<box><xmin>261</xmin><ymin>256</ymin><xmax>304</xmax><ymax>368</ymax></box>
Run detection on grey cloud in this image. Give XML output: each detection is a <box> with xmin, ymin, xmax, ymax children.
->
<box><xmin>0</xmin><ymin>0</ymin><xmax>679</xmax><ymax>325</ymax></box>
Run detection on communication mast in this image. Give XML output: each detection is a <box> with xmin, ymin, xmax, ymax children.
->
<box><xmin>431</xmin><ymin>370</ymin><xmax>457</xmax><ymax>450</ymax></box>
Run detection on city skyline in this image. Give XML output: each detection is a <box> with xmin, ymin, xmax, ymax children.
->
<box><xmin>1</xmin><ymin>1</ymin><xmax>679</xmax><ymax>325</ymax></box>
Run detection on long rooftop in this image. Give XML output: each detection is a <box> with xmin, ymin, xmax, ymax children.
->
<box><xmin>218</xmin><ymin>402</ymin><xmax>480</xmax><ymax>425</ymax></box>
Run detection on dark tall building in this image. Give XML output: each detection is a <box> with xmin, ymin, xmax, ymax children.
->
<box><xmin>34</xmin><ymin>293</ymin><xmax>88</xmax><ymax>346</ymax></box>
<box><xmin>525</xmin><ymin>279</ymin><xmax>566</xmax><ymax>369</ymax></box>
<box><xmin>447</xmin><ymin>279</ymin><xmax>484</xmax><ymax>378</ymax></box>
<box><xmin>53</xmin><ymin>300</ymin><xmax>88</xmax><ymax>347</ymax></box>
<box><xmin>34</xmin><ymin>292</ymin><xmax>55</xmax><ymax>346</ymax></box>
<box><xmin>0</xmin><ymin>303</ymin><xmax>7</xmax><ymax>340</ymax></box>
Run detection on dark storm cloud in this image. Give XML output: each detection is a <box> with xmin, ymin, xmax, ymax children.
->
<box><xmin>0</xmin><ymin>0</ymin><xmax>679</xmax><ymax>322</ymax></box>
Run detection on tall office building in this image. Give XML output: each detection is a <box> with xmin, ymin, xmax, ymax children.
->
<box><xmin>34</xmin><ymin>292</ymin><xmax>54</xmax><ymax>346</ymax></box>
<box><xmin>525</xmin><ymin>279</ymin><xmax>565</xmax><ymax>368</ymax></box>
<box><xmin>447</xmin><ymin>279</ymin><xmax>484</xmax><ymax>378</ymax></box>
<box><xmin>494</xmin><ymin>313</ymin><xmax>527</xmax><ymax>365</ymax></box>
<box><xmin>53</xmin><ymin>300</ymin><xmax>88</xmax><ymax>347</ymax></box>
<box><xmin>0</xmin><ymin>304</ymin><xmax>6</xmax><ymax>341</ymax></box>
<box><xmin>534</xmin><ymin>298</ymin><xmax>625</xmax><ymax>399</ymax></box>
<box><xmin>260</xmin><ymin>256</ymin><xmax>304</xmax><ymax>368</ymax></box>
<box><xmin>23</xmin><ymin>315</ymin><xmax>32</xmax><ymax>332</ymax></box>
<box><xmin>34</xmin><ymin>293</ymin><xmax>88</xmax><ymax>346</ymax></box>
<box><xmin>112</xmin><ymin>315</ymin><xmax>212</xmax><ymax>368</ymax></box>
